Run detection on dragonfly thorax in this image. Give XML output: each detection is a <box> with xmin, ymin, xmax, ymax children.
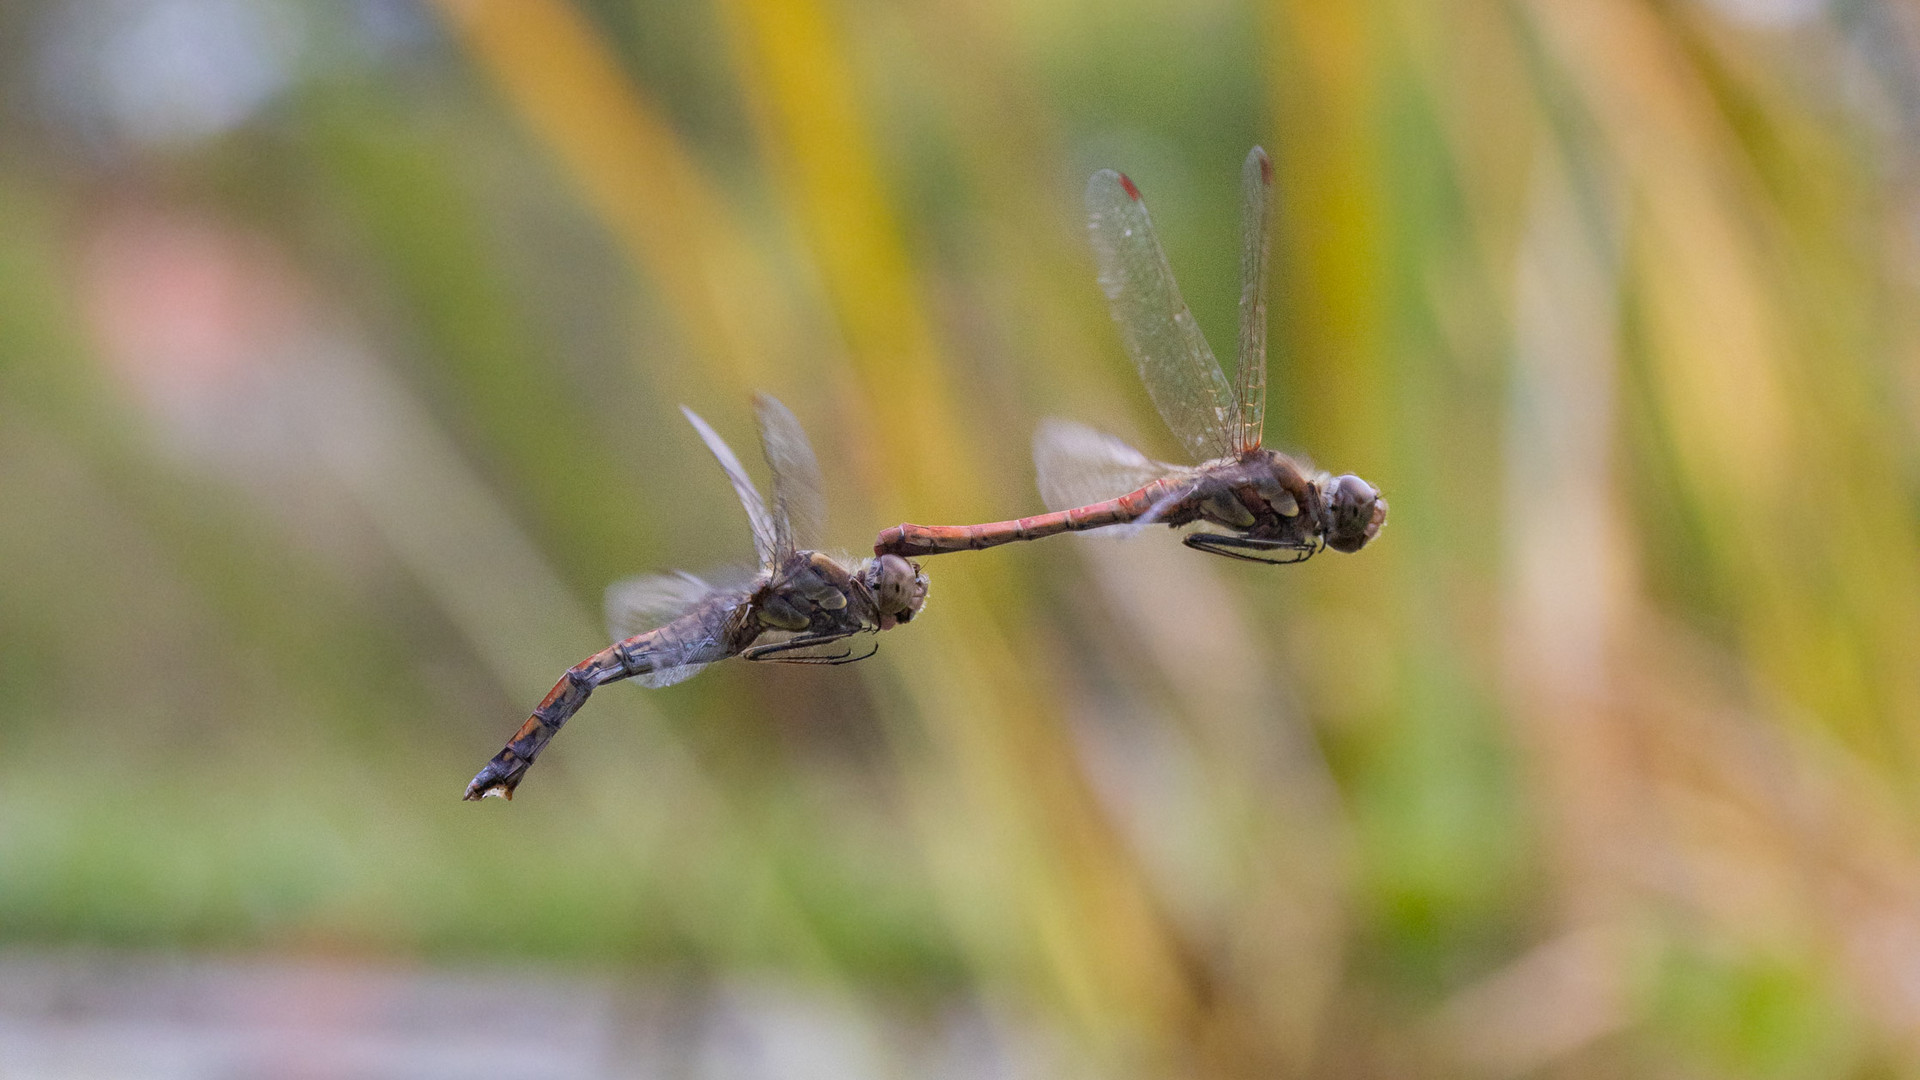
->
<box><xmin>1180</xmin><ymin>451</ymin><xmax>1324</xmax><ymax>543</ymax></box>
<box><xmin>755</xmin><ymin>551</ymin><xmax>866</xmax><ymax>635</ymax></box>
<box><xmin>754</xmin><ymin>550</ymin><xmax>928</xmax><ymax>640</ymax></box>
<box><xmin>1179</xmin><ymin>452</ymin><xmax>1384</xmax><ymax>557</ymax></box>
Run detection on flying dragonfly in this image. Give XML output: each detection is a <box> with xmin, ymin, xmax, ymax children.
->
<box><xmin>876</xmin><ymin>147</ymin><xmax>1386</xmax><ymax>565</ymax></box>
<box><xmin>466</xmin><ymin>394</ymin><xmax>929</xmax><ymax>800</ymax></box>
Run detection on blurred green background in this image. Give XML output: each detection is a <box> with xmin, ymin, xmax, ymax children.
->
<box><xmin>5</xmin><ymin>0</ymin><xmax>1920</xmax><ymax>1075</ymax></box>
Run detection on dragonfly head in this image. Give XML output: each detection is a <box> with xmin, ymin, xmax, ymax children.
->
<box><xmin>1324</xmin><ymin>474</ymin><xmax>1387</xmax><ymax>553</ymax></box>
<box><xmin>863</xmin><ymin>553</ymin><xmax>929</xmax><ymax>629</ymax></box>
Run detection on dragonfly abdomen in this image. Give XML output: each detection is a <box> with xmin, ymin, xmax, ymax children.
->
<box><xmin>874</xmin><ymin>481</ymin><xmax>1177</xmax><ymax>558</ymax></box>
<box><xmin>462</xmin><ymin>644</ymin><xmax>630</xmax><ymax>800</ymax></box>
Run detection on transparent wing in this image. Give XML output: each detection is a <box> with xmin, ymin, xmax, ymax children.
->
<box><xmin>1086</xmin><ymin>168</ymin><xmax>1238</xmax><ymax>463</ymax></box>
<box><xmin>633</xmin><ymin>666</ymin><xmax>697</xmax><ymax>689</ymax></box>
<box><xmin>604</xmin><ymin>571</ymin><xmax>716</xmax><ymax>642</ymax></box>
<box><xmin>605</xmin><ymin>573</ymin><xmax>759</xmax><ymax>689</ymax></box>
<box><xmin>634</xmin><ymin>648</ymin><xmax>714</xmax><ymax>689</ymax></box>
<box><xmin>603</xmin><ymin>572</ymin><xmax>720</xmax><ymax>688</ymax></box>
<box><xmin>753</xmin><ymin>393</ymin><xmax>827</xmax><ymax>560</ymax></box>
<box><xmin>682</xmin><ymin>405</ymin><xmax>778</xmax><ymax>569</ymax></box>
<box><xmin>1033</xmin><ymin>418</ymin><xmax>1177</xmax><ymax>512</ymax></box>
<box><xmin>1235</xmin><ymin>146</ymin><xmax>1272</xmax><ymax>454</ymax></box>
<box><xmin>1131</xmin><ymin>482</ymin><xmax>1198</xmax><ymax>531</ymax></box>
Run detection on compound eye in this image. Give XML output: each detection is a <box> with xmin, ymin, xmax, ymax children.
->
<box><xmin>1324</xmin><ymin>475</ymin><xmax>1385</xmax><ymax>553</ymax></box>
<box><xmin>874</xmin><ymin>554</ymin><xmax>915</xmax><ymax>613</ymax></box>
<box><xmin>1331</xmin><ymin>474</ymin><xmax>1378</xmax><ymax>511</ymax></box>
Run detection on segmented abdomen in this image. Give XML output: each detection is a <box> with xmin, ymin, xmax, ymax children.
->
<box><xmin>462</xmin><ymin>613</ymin><xmax>731</xmax><ymax>800</ymax></box>
<box><xmin>874</xmin><ymin>480</ymin><xmax>1178</xmax><ymax>558</ymax></box>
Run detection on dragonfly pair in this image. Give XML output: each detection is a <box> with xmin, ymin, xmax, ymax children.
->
<box><xmin>465</xmin><ymin>146</ymin><xmax>1383</xmax><ymax>801</ymax></box>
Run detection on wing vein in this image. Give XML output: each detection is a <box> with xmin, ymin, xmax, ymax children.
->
<box><xmin>1086</xmin><ymin>168</ymin><xmax>1237</xmax><ymax>463</ymax></box>
<box><xmin>682</xmin><ymin>405</ymin><xmax>778</xmax><ymax>568</ymax></box>
<box><xmin>1235</xmin><ymin>146</ymin><xmax>1272</xmax><ymax>453</ymax></box>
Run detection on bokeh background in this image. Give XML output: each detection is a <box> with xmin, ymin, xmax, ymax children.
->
<box><xmin>4</xmin><ymin>0</ymin><xmax>1920</xmax><ymax>1076</ymax></box>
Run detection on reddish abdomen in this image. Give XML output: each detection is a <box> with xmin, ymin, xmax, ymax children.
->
<box><xmin>875</xmin><ymin>482</ymin><xmax>1173</xmax><ymax>557</ymax></box>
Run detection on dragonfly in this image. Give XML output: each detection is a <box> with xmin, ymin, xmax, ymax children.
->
<box><xmin>876</xmin><ymin>147</ymin><xmax>1385</xmax><ymax>565</ymax></box>
<box><xmin>465</xmin><ymin>394</ymin><xmax>929</xmax><ymax>800</ymax></box>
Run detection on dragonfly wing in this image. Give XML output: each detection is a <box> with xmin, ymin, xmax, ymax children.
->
<box><xmin>682</xmin><ymin>406</ymin><xmax>779</xmax><ymax>569</ymax></box>
<box><xmin>1087</xmin><ymin>167</ymin><xmax>1238</xmax><ymax>463</ymax></box>
<box><xmin>605</xmin><ymin>571</ymin><xmax>716</xmax><ymax>641</ymax></box>
<box><xmin>635</xmin><ymin>655</ymin><xmax>715</xmax><ymax>689</ymax></box>
<box><xmin>1033</xmin><ymin>418</ymin><xmax>1176</xmax><ymax>512</ymax></box>
<box><xmin>604</xmin><ymin>572</ymin><xmax>744</xmax><ymax>689</ymax></box>
<box><xmin>1235</xmin><ymin>146</ymin><xmax>1272</xmax><ymax>454</ymax></box>
<box><xmin>753</xmin><ymin>393</ymin><xmax>827</xmax><ymax>559</ymax></box>
<box><xmin>1129</xmin><ymin>482</ymin><xmax>1197</xmax><ymax>532</ymax></box>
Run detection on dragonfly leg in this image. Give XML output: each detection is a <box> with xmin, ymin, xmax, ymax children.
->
<box><xmin>742</xmin><ymin>632</ymin><xmax>878</xmax><ymax>665</ymax></box>
<box><xmin>1183</xmin><ymin>532</ymin><xmax>1320</xmax><ymax>565</ymax></box>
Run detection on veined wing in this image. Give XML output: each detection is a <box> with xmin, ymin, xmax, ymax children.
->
<box><xmin>604</xmin><ymin>572</ymin><xmax>749</xmax><ymax>688</ymax></box>
<box><xmin>1033</xmin><ymin>418</ymin><xmax>1179</xmax><ymax>512</ymax></box>
<box><xmin>1087</xmin><ymin>168</ymin><xmax>1237</xmax><ymax>464</ymax></box>
<box><xmin>753</xmin><ymin>393</ymin><xmax>827</xmax><ymax>561</ymax></box>
<box><xmin>1235</xmin><ymin>146</ymin><xmax>1272</xmax><ymax>454</ymax></box>
<box><xmin>682</xmin><ymin>405</ymin><xmax>779</xmax><ymax>569</ymax></box>
<box><xmin>605</xmin><ymin>571</ymin><xmax>715</xmax><ymax>642</ymax></box>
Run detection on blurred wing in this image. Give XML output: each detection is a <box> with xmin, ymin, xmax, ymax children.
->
<box><xmin>633</xmin><ymin>636</ymin><xmax>718</xmax><ymax>688</ymax></box>
<box><xmin>604</xmin><ymin>571</ymin><xmax>715</xmax><ymax>641</ymax></box>
<box><xmin>682</xmin><ymin>405</ymin><xmax>778</xmax><ymax>569</ymax></box>
<box><xmin>636</xmin><ymin>664</ymin><xmax>708</xmax><ymax>689</ymax></box>
<box><xmin>753</xmin><ymin>393</ymin><xmax>827</xmax><ymax>559</ymax></box>
<box><xmin>1235</xmin><ymin>146</ymin><xmax>1272</xmax><ymax>453</ymax></box>
<box><xmin>604</xmin><ymin>573</ymin><xmax>749</xmax><ymax>689</ymax></box>
<box><xmin>1086</xmin><ymin>168</ymin><xmax>1237</xmax><ymax>463</ymax></box>
<box><xmin>1130</xmin><ymin>482</ymin><xmax>1197</xmax><ymax>532</ymax></box>
<box><xmin>1033</xmin><ymin>418</ymin><xmax>1176</xmax><ymax>512</ymax></box>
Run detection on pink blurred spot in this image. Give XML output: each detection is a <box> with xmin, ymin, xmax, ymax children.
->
<box><xmin>82</xmin><ymin>203</ymin><xmax>305</xmax><ymax>404</ymax></box>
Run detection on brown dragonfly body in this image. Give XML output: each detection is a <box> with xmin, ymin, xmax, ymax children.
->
<box><xmin>466</xmin><ymin>397</ymin><xmax>927</xmax><ymax>801</ymax></box>
<box><xmin>880</xmin><ymin>448</ymin><xmax>1345</xmax><ymax>563</ymax></box>
<box><xmin>877</xmin><ymin>147</ymin><xmax>1385</xmax><ymax>566</ymax></box>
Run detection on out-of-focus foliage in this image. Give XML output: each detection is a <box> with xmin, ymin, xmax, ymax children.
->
<box><xmin>5</xmin><ymin>0</ymin><xmax>1920</xmax><ymax>1075</ymax></box>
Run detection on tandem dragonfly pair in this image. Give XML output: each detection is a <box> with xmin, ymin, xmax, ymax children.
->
<box><xmin>464</xmin><ymin>147</ymin><xmax>1388</xmax><ymax>801</ymax></box>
